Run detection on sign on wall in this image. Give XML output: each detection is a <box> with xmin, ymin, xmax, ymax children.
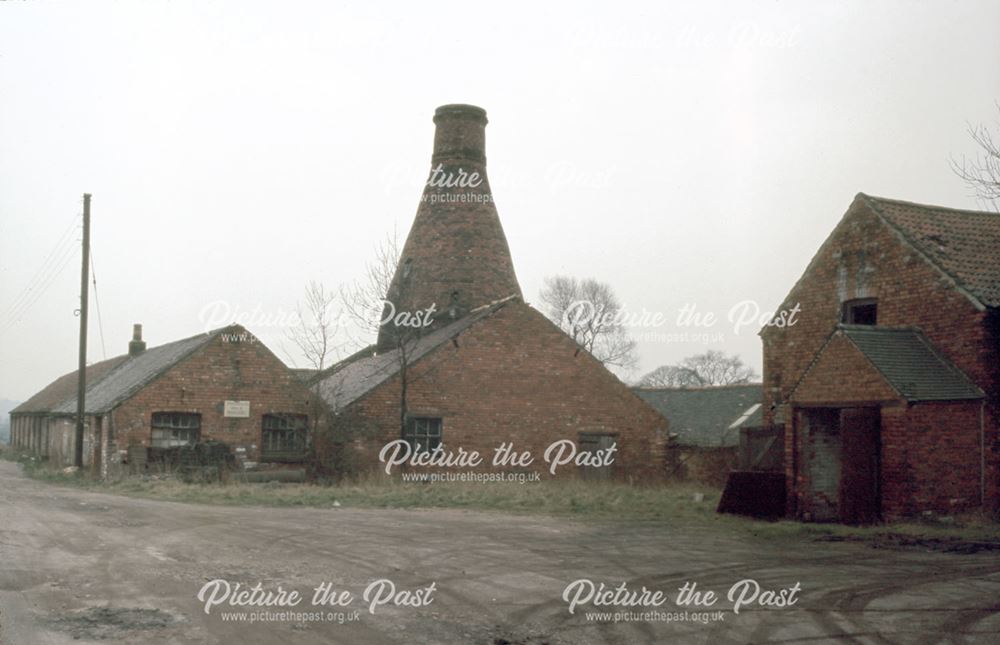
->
<box><xmin>223</xmin><ymin>400</ymin><xmax>251</xmax><ymax>418</ymax></box>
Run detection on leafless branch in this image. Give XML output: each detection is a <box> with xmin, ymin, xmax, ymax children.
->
<box><xmin>951</xmin><ymin>104</ymin><xmax>1000</xmax><ymax>212</ymax></box>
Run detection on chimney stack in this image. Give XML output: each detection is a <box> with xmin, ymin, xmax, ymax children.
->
<box><xmin>129</xmin><ymin>323</ymin><xmax>146</xmax><ymax>357</ymax></box>
<box><xmin>376</xmin><ymin>105</ymin><xmax>522</xmax><ymax>351</ymax></box>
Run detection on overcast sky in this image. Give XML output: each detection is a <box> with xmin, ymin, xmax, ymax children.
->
<box><xmin>1</xmin><ymin>1</ymin><xmax>998</xmax><ymax>401</ymax></box>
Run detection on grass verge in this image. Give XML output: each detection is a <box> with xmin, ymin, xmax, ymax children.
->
<box><xmin>3</xmin><ymin>446</ymin><xmax>997</xmax><ymax>548</ymax></box>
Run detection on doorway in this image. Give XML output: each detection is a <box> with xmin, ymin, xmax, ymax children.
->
<box><xmin>802</xmin><ymin>406</ymin><xmax>881</xmax><ymax>524</ymax></box>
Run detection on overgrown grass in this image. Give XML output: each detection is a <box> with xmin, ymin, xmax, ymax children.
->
<box><xmin>4</xmin><ymin>445</ymin><xmax>998</xmax><ymax>546</ymax></box>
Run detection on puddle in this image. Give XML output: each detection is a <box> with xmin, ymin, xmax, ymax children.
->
<box><xmin>46</xmin><ymin>606</ymin><xmax>185</xmax><ymax>640</ymax></box>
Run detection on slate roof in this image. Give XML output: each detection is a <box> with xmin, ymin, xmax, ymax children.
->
<box><xmin>316</xmin><ymin>297</ymin><xmax>515</xmax><ymax>410</ymax></box>
<box><xmin>13</xmin><ymin>327</ymin><xmax>228</xmax><ymax>416</ymax></box>
<box><xmin>862</xmin><ymin>194</ymin><xmax>1000</xmax><ymax>307</ymax></box>
<box><xmin>836</xmin><ymin>325</ymin><xmax>984</xmax><ymax>401</ymax></box>
<box><xmin>736</xmin><ymin>403</ymin><xmax>786</xmax><ymax>430</ymax></box>
<box><xmin>631</xmin><ymin>384</ymin><xmax>762</xmax><ymax>448</ymax></box>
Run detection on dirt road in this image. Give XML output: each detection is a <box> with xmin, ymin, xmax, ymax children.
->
<box><xmin>1</xmin><ymin>461</ymin><xmax>999</xmax><ymax>644</ymax></box>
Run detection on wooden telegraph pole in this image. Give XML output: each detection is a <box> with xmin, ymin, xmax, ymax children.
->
<box><xmin>74</xmin><ymin>194</ymin><xmax>91</xmax><ymax>468</ymax></box>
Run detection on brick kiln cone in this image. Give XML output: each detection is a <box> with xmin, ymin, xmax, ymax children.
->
<box><xmin>377</xmin><ymin>104</ymin><xmax>522</xmax><ymax>351</ymax></box>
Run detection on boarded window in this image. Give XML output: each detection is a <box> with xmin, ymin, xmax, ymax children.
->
<box><xmin>151</xmin><ymin>412</ymin><xmax>201</xmax><ymax>448</ymax></box>
<box><xmin>842</xmin><ymin>298</ymin><xmax>877</xmax><ymax>325</ymax></box>
<box><xmin>403</xmin><ymin>417</ymin><xmax>442</xmax><ymax>452</ymax></box>
<box><xmin>261</xmin><ymin>414</ymin><xmax>308</xmax><ymax>460</ymax></box>
<box><xmin>578</xmin><ymin>432</ymin><xmax>616</xmax><ymax>480</ymax></box>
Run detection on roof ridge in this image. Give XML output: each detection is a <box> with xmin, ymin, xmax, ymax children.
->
<box><xmin>860</xmin><ymin>195</ymin><xmax>988</xmax><ymax>311</ymax></box>
<box><xmin>838</xmin><ymin>323</ymin><xmax>923</xmax><ymax>333</ymax></box>
<box><xmin>55</xmin><ymin>326</ymin><xmax>229</xmax><ymax>414</ymax></box>
<box><xmin>859</xmin><ymin>192</ymin><xmax>997</xmax><ymax>217</ymax></box>
<box><xmin>631</xmin><ymin>383</ymin><xmax>761</xmax><ymax>392</ymax></box>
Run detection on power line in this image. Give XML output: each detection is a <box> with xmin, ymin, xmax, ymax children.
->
<box><xmin>90</xmin><ymin>247</ymin><xmax>107</xmax><ymax>360</ymax></box>
<box><xmin>0</xmin><ymin>214</ymin><xmax>80</xmax><ymax>326</ymax></box>
<box><xmin>0</xmin><ymin>239</ymin><xmax>79</xmax><ymax>335</ymax></box>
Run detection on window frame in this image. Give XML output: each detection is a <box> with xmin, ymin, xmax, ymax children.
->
<box><xmin>403</xmin><ymin>417</ymin><xmax>443</xmax><ymax>453</ymax></box>
<box><xmin>150</xmin><ymin>412</ymin><xmax>202</xmax><ymax>448</ymax></box>
<box><xmin>842</xmin><ymin>298</ymin><xmax>878</xmax><ymax>325</ymax></box>
<box><xmin>261</xmin><ymin>413</ymin><xmax>309</xmax><ymax>461</ymax></box>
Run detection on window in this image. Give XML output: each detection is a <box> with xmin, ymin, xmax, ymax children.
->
<box><xmin>262</xmin><ymin>414</ymin><xmax>308</xmax><ymax>459</ymax></box>
<box><xmin>403</xmin><ymin>417</ymin><xmax>442</xmax><ymax>452</ymax></box>
<box><xmin>151</xmin><ymin>412</ymin><xmax>201</xmax><ymax>448</ymax></box>
<box><xmin>842</xmin><ymin>298</ymin><xmax>877</xmax><ymax>325</ymax></box>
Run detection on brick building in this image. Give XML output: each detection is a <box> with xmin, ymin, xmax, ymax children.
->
<box><xmin>633</xmin><ymin>384</ymin><xmax>763</xmax><ymax>485</ymax></box>
<box><xmin>762</xmin><ymin>193</ymin><xmax>1000</xmax><ymax>522</ymax></box>
<box><xmin>9</xmin><ymin>324</ymin><xmax>315</xmax><ymax>477</ymax></box>
<box><xmin>313</xmin><ymin>104</ymin><xmax>669</xmax><ymax>481</ymax></box>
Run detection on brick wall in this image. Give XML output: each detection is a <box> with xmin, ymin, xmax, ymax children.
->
<box><xmin>108</xmin><ymin>328</ymin><xmax>314</xmax><ymax>467</ymax></box>
<box><xmin>893</xmin><ymin>401</ymin><xmax>986</xmax><ymax>518</ymax></box>
<box><xmin>763</xmin><ymin>196</ymin><xmax>1000</xmax><ymax>518</ymax></box>
<box><xmin>378</xmin><ymin>105</ymin><xmax>522</xmax><ymax>350</ymax></box>
<box><xmin>331</xmin><ymin>302</ymin><xmax>669</xmax><ymax>481</ymax></box>
<box><xmin>789</xmin><ymin>334</ymin><xmax>899</xmax><ymax>405</ymax></box>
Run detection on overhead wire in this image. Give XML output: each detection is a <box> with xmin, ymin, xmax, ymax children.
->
<box><xmin>0</xmin><ymin>214</ymin><xmax>80</xmax><ymax>328</ymax></box>
<box><xmin>0</xmin><ymin>240</ymin><xmax>80</xmax><ymax>335</ymax></box>
<box><xmin>90</xmin><ymin>247</ymin><xmax>107</xmax><ymax>360</ymax></box>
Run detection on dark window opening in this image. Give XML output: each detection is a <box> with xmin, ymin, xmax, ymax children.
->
<box><xmin>262</xmin><ymin>414</ymin><xmax>308</xmax><ymax>460</ymax></box>
<box><xmin>843</xmin><ymin>299</ymin><xmax>877</xmax><ymax>325</ymax></box>
<box><xmin>404</xmin><ymin>417</ymin><xmax>442</xmax><ymax>452</ymax></box>
<box><xmin>151</xmin><ymin>412</ymin><xmax>201</xmax><ymax>448</ymax></box>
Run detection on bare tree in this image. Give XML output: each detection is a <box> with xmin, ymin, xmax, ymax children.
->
<box><xmin>340</xmin><ymin>229</ymin><xmax>401</xmax><ymax>342</ymax></box>
<box><xmin>286</xmin><ymin>281</ymin><xmax>341</xmax><ymax>373</ymax></box>
<box><xmin>951</xmin><ymin>104</ymin><xmax>1000</xmax><ymax>211</ymax></box>
<box><xmin>637</xmin><ymin>365</ymin><xmax>702</xmax><ymax>388</ymax></box>
<box><xmin>283</xmin><ymin>281</ymin><xmax>344</xmax><ymax>476</ymax></box>
<box><xmin>539</xmin><ymin>275</ymin><xmax>638</xmax><ymax>371</ymax></box>
<box><xmin>638</xmin><ymin>350</ymin><xmax>758</xmax><ymax>387</ymax></box>
<box><xmin>339</xmin><ymin>229</ymin><xmax>432</xmax><ymax>440</ymax></box>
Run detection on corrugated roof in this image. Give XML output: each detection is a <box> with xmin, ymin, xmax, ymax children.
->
<box><xmin>11</xmin><ymin>355</ymin><xmax>130</xmax><ymax>414</ymax></box>
<box><xmin>631</xmin><ymin>384</ymin><xmax>762</xmax><ymax>447</ymax></box>
<box><xmin>317</xmin><ymin>298</ymin><xmax>515</xmax><ymax>410</ymax></box>
<box><xmin>838</xmin><ymin>325</ymin><xmax>984</xmax><ymax>401</ymax></box>
<box><xmin>291</xmin><ymin>368</ymin><xmax>319</xmax><ymax>383</ymax></box>
<box><xmin>13</xmin><ymin>328</ymin><xmax>230</xmax><ymax>417</ymax></box>
<box><xmin>52</xmin><ymin>329</ymin><xmax>225</xmax><ymax>414</ymax></box>
<box><xmin>862</xmin><ymin>194</ymin><xmax>1000</xmax><ymax>307</ymax></box>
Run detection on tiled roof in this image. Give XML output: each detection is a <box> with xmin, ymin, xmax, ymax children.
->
<box><xmin>317</xmin><ymin>297</ymin><xmax>516</xmax><ymax>410</ymax></box>
<box><xmin>862</xmin><ymin>194</ymin><xmax>1000</xmax><ymax>307</ymax></box>
<box><xmin>631</xmin><ymin>384</ymin><xmax>762</xmax><ymax>447</ymax></box>
<box><xmin>13</xmin><ymin>327</ymin><xmax>230</xmax><ymax>416</ymax></box>
<box><xmin>837</xmin><ymin>325</ymin><xmax>984</xmax><ymax>401</ymax></box>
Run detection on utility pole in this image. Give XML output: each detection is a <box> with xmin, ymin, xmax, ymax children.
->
<box><xmin>74</xmin><ymin>194</ymin><xmax>91</xmax><ymax>468</ymax></box>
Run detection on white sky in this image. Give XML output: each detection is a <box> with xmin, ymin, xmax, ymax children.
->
<box><xmin>1</xmin><ymin>0</ymin><xmax>998</xmax><ymax>401</ymax></box>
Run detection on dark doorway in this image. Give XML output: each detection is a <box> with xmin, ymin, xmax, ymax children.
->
<box><xmin>804</xmin><ymin>408</ymin><xmax>841</xmax><ymax>521</ymax></box>
<box><xmin>839</xmin><ymin>407</ymin><xmax>881</xmax><ymax>524</ymax></box>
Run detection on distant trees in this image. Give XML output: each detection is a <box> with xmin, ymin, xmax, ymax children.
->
<box><xmin>952</xmin><ymin>104</ymin><xmax>1000</xmax><ymax>211</ymax></box>
<box><xmin>638</xmin><ymin>350</ymin><xmax>759</xmax><ymax>387</ymax></box>
<box><xmin>539</xmin><ymin>275</ymin><xmax>638</xmax><ymax>371</ymax></box>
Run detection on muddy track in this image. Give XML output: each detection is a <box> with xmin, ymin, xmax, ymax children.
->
<box><xmin>1</xmin><ymin>461</ymin><xmax>999</xmax><ymax>644</ymax></box>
